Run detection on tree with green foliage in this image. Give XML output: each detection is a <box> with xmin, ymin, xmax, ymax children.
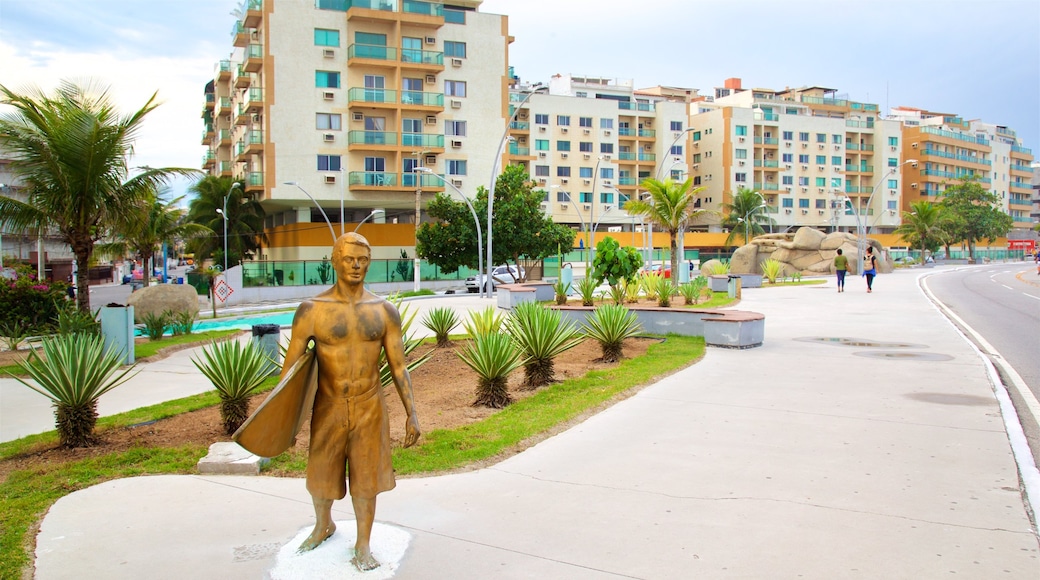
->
<box><xmin>938</xmin><ymin>177</ymin><xmax>1013</xmax><ymax>260</ymax></box>
<box><xmin>894</xmin><ymin>201</ymin><xmax>944</xmax><ymax>262</ymax></box>
<box><xmin>417</xmin><ymin>164</ymin><xmax>575</xmax><ymax>281</ymax></box>
<box><xmin>0</xmin><ymin>80</ymin><xmax>195</xmax><ymax>312</ymax></box>
<box><xmin>721</xmin><ymin>186</ymin><xmax>772</xmax><ymax>247</ymax></box>
<box><xmin>590</xmin><ymin>237</ymin><xmax>643</xmax><ymax>290</ymax></box>
<box><xmin>186</xmin><ymin>175</ymin><xmax>267</xmax><ymax>268</ymax></box>
<box><xmin>624</xmin><ymin>177</ymin><xmax>708</xmax><ymax>287</ymax></box>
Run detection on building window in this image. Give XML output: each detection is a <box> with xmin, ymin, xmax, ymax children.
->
<box><xmin>832</xmin><ymin>134</ymin><xmax>842</xmax><ymax>144</ymax></box>
<box><xmin>315</xmin><ymin>71</ymin><xmax>340</xmax><ymax>88</ymax></box>
<box><xmin>534</xmin><ymin>165</ymin><xmax>549</xmax><ymax>177</ymax></box>
<box><xmin>692</xmin><ymin>131</ymin><xmax>701</xmax><ymax>141</ymax></box>
<box><xmin>600</xmin><ymin>118</ymin><xmax>614</xmax><ymax>129</ymax></box>
<box><xmin>782</xmin><ymin>153</ymin><xmax>793</xmax><ymax>163</ymax></box>
<box><xmin>888</xmin><ymin>179</ymin><xmax>898</xmax><ymax>189</ymax></box>
<box><xmin>888</xmin><ymin>136</ymin><xmax>898</xmax><ymax>147</ymax></box>
<box><xmin>444</xmin><ymin>7</ymin><xmax>465</xmax><ymax>23</ymax></box>
<box><xmin>782</xmin><ymin>131</ymin><xmax>793</xmax><ymax>141</ymax></box>
<box><xmin>782</xmin><ymin>175</ymin><xmax>793</xmax><ymax>185</ymax></box>
<box><xmin>670</xmin><ymin>145</ymin><xmax>683</xmax><ymax>155</ymax></box>
<box><xmin>670</xmin><ymin>169</ymin><xmax>682</xmax><ymax>180</ymax></box>
<box><xmin>444</xmin><ymin>120</ymin><xmax>467</xmax><ymax>136</ymax></box>
<box><xmin>887</xmin><ymin>200</ymin><xmax>898</xmax><ymax>210</ymax></box>
<box><xmin>579</xmin><ymin>192</ymin><xmax>592</xmax><ymax>203</ymax></box>
<box><xmin>782</xmin><ymin>198</ymin><xmax>793</xmax><ymax>208</ymax></box>
<box><xmin>600</xmin><ymin>192</ymin><xmax>614</xmax><ymax>204</ymax></box>
<box><xmin>816</xmin><ymin>133</ymin><xmax>826</xmax><ymax>143</ymax></box>
<box><xmin>535</xmin><ymin>139</ymin><xmax>549</xmax><ymax>151</ymax></box>
<box><xmin>446</xmin><ymin>160</ymin><xmax>467</xmax><ymax>175</ymax></box>
<box><xmin>799</xmin><ymin>132</ymin><xmax>809</xmax><ymax>142</ymax></box>
<box><xmin>445</xmin><ymin>80</ymin><xmax>466</xmax><ymax>97</ymax></box>
<box><xmin>670</xmin><ymin>121</ymin><xmax>683</xmax><ymax>131</ymax></box>
<box><xmin>798</xmin><ymin>198</ymin><xmax>810</xmax><ymax>208</ymax></box>
<box><xmin>692</xmin><ymin>153</ymin><xmax>702</xmax><ymax>163</ymax></box>
<box><xmin>815</xmin><ymin>177</ymin><xmax>826</xmax><ymax>187</ymax></box>
<box><xmin>831</xmin><ymin>177</ymin><xmax>842</xmax><ymax>188</ymax></box>
<box><xmin>557</xmin><ymin>191</ymin><xmax>569</xmax><ymax>202</ymax></box>
<box><xmin>535</xmin><ymin>114</ymin><xmax>549</xmax><ymax>125</ymax></box>
<box><xmin>316</xmin><ymin>113</ymin><xmax>341</xmax><ymax>130</ymax></box>
<box><xmin>798</xmin><ymin>176</ymin><xmax>809</xmax><ymax>186</ymax></box>
<box><xmin>798</xmin><ymin>154</ymin><xmax>809</xmax><ymax>164</ymax></box>
<box><xmin>579</xmin><ymin>117</ymin><xmax>593</xmax><ymax>127</ymax></box>
<box><xmin>601</xmin><ymin>143</ymin><xmax>614</xmax><ymax>154</ymax></box>
<box><xmin>314</xmin><ymin>28</ymin><xmax>340</xmax><ymax>47</ymax></box>
<box><xmin>557</xmin><ymin>166</ymin><xmax>571</xmax><ymax>177</ymax></box>
<box><xmin>575</xmin><ymin>91</ymin><xmax>587</xmax><ymax>98</ymax></box>
<box><xmin>735</xmin><ymin>172</ymin><xmax>747</xmax><ymax>182</ymax></box>
<box><xmin>557</xmin><ymin>115</ymin><xmax>571</xmax><ymax>126</ymax></box>
<box><xmin>831</xmin><ymin>156</ymin><xmax>841</xmax><ymax>165</ymax></box>
<box><xmin>735</xmin><ymin>149</ymin><xmax>747</xmax><ymax>159</ymax></box>
<box><xmin>600</xmin><ymin>167</ymin><xmax>614</xmax><ymax>179</ymax></box>
<box><xmin>317</xmin><ymin>155</ymin><xmax>341</xmax><ymax>171</ymax></box>
<box><xmin>444</xmin><ymin>41</ymin><xmax>466</xmax><ymax>58</ymax></box>
<box><xmin>735</xmin><ymin>125</ymin><xmax>748</xmax><ymax>136</ymax></box>
<box><xmin>816</xmin><ymin>155</ymin><xmax>826</xmax><ymax>165</ymax></box>
<box><xmin>557</xmin><ymin>140</ymin><xmax>571</xmax><ymax>151</ymax></box>
<box><xmin>579</xmin><ymin>142</ymin><xmax>593</xmax><ymax>152</ymax></box>
<box><xmin>579</xmin><ymin>167</ymin><xmax>593</xmax><ymax>178</ymax></box>
<box><xmin>888</xmin><ymin>157</ymin><xmax>898</xmax><ymax>167</ymax></box>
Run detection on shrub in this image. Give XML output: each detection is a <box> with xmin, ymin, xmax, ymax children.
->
<box><xmin>191</xmin><ymin>338</ymin><xmax>274</xmax><ymax>435</ymax></box>
<box><xmin>678</xmin><ymin>276</ymin><xmax>709</xmax><ymax>305</ymax></box>
<box><xmin>457</xmin><ymin>332</ymin><xmax>526</xmax><ymax>408</ymax></box>
<box><xmin>761</xmin><ymin>259</ymin><xmax>783</xmax><ymax>284</ymax></box>
<box><xmin>0</xmin><ymin>320</ymin><xmax>29</xmax><ymax>351</ymax></box>
<box><xmin>707</xmin><ymin>261</ymin><xmax>730</xmax><ymax>276</ymax></box>
<box><xmin>463</xmin><ymin>306</ymin><xmax>504</xmax><ymax>339</ymax></box>
<box><xmin>640</xmin><ymin>273</ymin><xmax>660</xmax><ymax>302</ymax></box>
<box><xmin>141</xmin><ymin>310</ymin><xmax>172</xmax><ymax>341</ymax></box>
<box><xmin>378</xmin><ymin>296</ymin><xmax>432</xmax><ymax>387</ymax></box>
<box><xmin>582</xmin><ymin>304</ymin><xmax>642</xmax><ymax>363</ymax></box>
<box><xmin>422</xmin><ymin>307</ymin><xmax>459</xmax><ymax>347</ymax></box>
<box><xmin>623</xmin><ymin>278</ymin><xmax>642</xmax><ymax>303</ymax></box>
<box><xmin>654</xmin><ymin>273</ymin><xmax>674</xmax><ymax>307</ymax></box>
<box><xmin>0</xmin><ymin>264</ymin><xmax>70</xmax><ymax>334</ymax></box>
<box><xmin>506</xmin><ymin>301</ymin><xmax>584</xmax><ymax>388</ymax></box>
<box><xmin>12</xmin><ymin>334</ymin><xmax>137</xmax><ymax>447</ymax></box>
<box><xmin>552</xmin><ymin>279</ymin><xmax>569</xmax><ymax>305</ymax></box>
<box><xmin>170</xmin><ymin>310</ymin><xmax>196</xmax><ymax>336</ymax></box>
<box><xmin>590</xmin><ymin>237</ymin><xmax>642</xmax><ymax>298</ymax></box>
<box><xmin>55</xmin><ymin>303</ymin><xmax>100</xmax><ymax>336</ymax></box>
<box><xmin>575</xmin><ymin>276</ymin><xmax>598</xmax><ymax>307</ymax></box>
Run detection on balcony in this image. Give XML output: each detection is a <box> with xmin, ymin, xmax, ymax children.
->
<box><xmin>235</xmin><ymin>66</ymin><xmax>251</xmax><ymax>89</ymax></box>
<box><xmin>218</xmin><ymin>129</ymin><xmax>232</xmax><ymax>145</ymax></box>
<box><xmin>638</xmin><ymin>129</ymin><xmax>656</xmax><ymax>138</ymax></box>
<box><xmin>401</xmin><ymin>48</ymin><xmax>444</xmax><ymax>66</ymax></box>
<box><xmin>845</xmin><ymin>120</ymin><xmax>874</xmax><ymax>129</ymax></box>
<box><xmin>244</xmin><ymin>171</ymin><xmax>264</xmax><ymax>192</ymax></box>
<box><xmin>845</xmin><ymin>165</ymin><xmax>871</xmax><ymax>173</ymax></box>
<box><xmin>755</xmin><ymin>159</ymin><xmax>779</xmax><ymax>169</ymax></box>
<box><xmin>235</xmin><ymin>104</ymin><xmax>250</xmax><ymax>125</ymax></box>
<box><xmin>402</xmin><ymin>0</ymin><xmax>443</xmax><ymax>16</ymax></box>
<box><xmin>337</xmin><ymin>0</ymin><xmax>396</xmax><ymax>14</ymax></box>
<box><xmin>401</xmin><ymin>91</ymin><xmax>443</xmax><ymax>107</ymax></box>
<box><xmin>638</xmin><ymin>153</ymin><xmax>656</xmax><ymax>162</ymax></box>
<box><xmin>244</xmin><ymin>44</ymin><xmax>264</xmax><ymax>72</ymax></box>
<box><xmin>618</xmin><ymin>177</ymin><xmax>638</xmax><ymax>186</ymax></box>
<box><xmin>348</xmin><ymin>43</ymin><xmax>398</xmax><ymax>62</ymax></box>
<box><xmin>920</xmin><ymin>148</ymin><xmax>991</xmax><ymax>166</ymax></box>
<box><xmin>401</xmin><ymin>133</ymin><xmax>444</xmax><ymax>148</ymax></box>
<box><xmin>243</xmin><ymin>0</ymin><xmax>262</xmax><ymax>28</ymax></box>
<box><xmin>235</xmin><ymin>141</ymin><xmax>247</xmax><ymax>160</ymax></box>
<box><xmin>1012</xmin><ymin>145</ymin><xmax>1032</xmax><ymax>155</ymax></box>
<box><xmin>618</xmin><ymin>127</ymin><xmax>635</xmax><ymax>137</ymax></box>
<box><xmin>618</xmin><ymin>101</ymin><xmax>655</xmax><ymax>112</ymax></box>
<box><xmin>1010</xmin><ymin>163</ymin><xmax>1032</xmax><ymax>174</ymax></box>
<box><xmin>231</xmin><ymin>21</ymin><xmax>250</xmax><ymax>47</ymax></box>
<box><xmin>244</xmin><ymin>88</ymin><xmax>263</xmax><ymax>112</ymax></box>
<box><xmin>217</xmin><ymin>60</ymin><xmax>232</xmax><ymax>80</ymax></box>
<box><xmin>617</xmin><ymin>152</ymin><xmax>636</xmax><ymax>161</ymax></box>
<box><xmin>202</xmin><ymin>124</ymin><xmax>214</xmax><ymax>144</ymax></box>
<box><xmin>402</xmin><ymin>172</ymin><xmax>446</xmax><ymax>188</ymax></box>
<box><xmin>349</xmin><ymin>172</ymin><xmax>398</xmax><ymax>187</ymax></box>
<box><xmin>508</xmin><ymin>144</ymin><xmax>531</xmax><ymax>156</ymax></box>
<box><xmin>509</xmin><ymin>121</ymin><xmax>530</xmax><ymax>131</ymax></box>
<box><xmin>348</xmin><ymin>87</ymin><xmax>397</xmax><ymax>105</ymax></box>
<box><xmin>754</xmin><ymin>137</ymin><xmax>779</xmax><ymax>146</ymax></box>
<box><xmin>760</xmin><ymin>183</ymin><xmax>779</xmax><ymax>191</ymax></box>
<box><xmin>217</xmin><ymin>97</ymin><xmax>232</xmax><ymax>114</ymax></box>
<box><xmin>219</xmin><ymin>161</ymin><xmax>233</xmax><ymax>177</ymax></box>
<box><xmin>920</xmin><ymin>126</ymin><xmax>990</xmax><ymax>147</ymax></box>
<box><xmin>202</xmin><ymin>150</ymin><xmax>216</xmax><ymax>168</ymax></box>
<box><xmin>348</xmin><ymin>131</ymin><xmax>398</xmax><ymax>146</ymax></box>
<box><xmin>244</xmin><ymin>130</ymin><xmax>264</xmax><ymax>154</ymax></box>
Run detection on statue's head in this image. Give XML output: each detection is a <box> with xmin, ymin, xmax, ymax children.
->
<box><xmin>332</xmin><ymin>232</ymin><xmax>372</xmax><ymax>283</ymax></box>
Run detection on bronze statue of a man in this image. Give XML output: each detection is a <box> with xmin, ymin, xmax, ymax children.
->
<box><xmin>279</xmin><ymin>232</ymin><xmax>420</xmax><ymax>570</ymax></box>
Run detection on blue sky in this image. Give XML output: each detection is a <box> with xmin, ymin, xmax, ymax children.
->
<box><xmin>2</xmin><ymin>0</ymin><xmax>1037</xmax><ymax>200</ymax></box>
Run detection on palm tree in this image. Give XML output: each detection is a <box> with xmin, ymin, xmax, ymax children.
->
<box><xmin>721</xmin><ymin>187</ymin><xmax>772</xmax><ymax>247</ymax></box>
<box><xmin>0</xmin><ymin>80</ymin><xmax>196</xmax><ymax>311</ymax></box>
<box><xmin>624</xmin><ymin>178</ymin><xmax>708</xmax><ymax>287</ymax></box>
<box><xmin>894</xmin><ymin>201</ymin><xmax>943</xmax><ymax>263</ymax></box>
<box><xmin>186</xmin><ymin>175</ymin><xmax>267</xmax><ymax>268</ymax></box>
<box><xmin>99</xmin><ymin>188</ymin><xmax>212</xmax><ymax>287</ymax></box>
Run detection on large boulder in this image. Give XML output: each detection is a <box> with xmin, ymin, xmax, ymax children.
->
<box><xmin>821</xmin><ymin>232</ymin><xmax>856</xmax><ymax>251</ymax></box>
<box><xmin>699</xmin><ymin>259</ymin><xmax>724</xmax><ymax>277</ymax></box>
<box><xmin>729</xmin><ymin>244</ymin><xmax>759</xmax><ymax>274</ymax></box>
<box><xmin>726</xmin><ymin>227</ymin><xmax>893</xmax><ymax>277</ymax></box>
<box><xmin>126</xmin><ymin>284</ymin><xmax>201</xmax><ymax>323</ymax></box>
<box><xmin>792</xmin><ymin>227</ymin><xmax>826</xmax><ymax>250</ymax></box>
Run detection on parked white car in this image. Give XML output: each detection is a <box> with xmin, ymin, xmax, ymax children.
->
<box><xmin>466</xmin><ymin>264</ymin><xmax>525</xmax><ymax>293</ymax></box>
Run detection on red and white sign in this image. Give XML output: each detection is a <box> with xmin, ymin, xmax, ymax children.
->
<box><xmin>214</xmin><ymin>280</ymin><xmax>234</xmax><ymax>303</ymax></box>
<box><xmin>1007</xmin><ymin>240</ymin><xmax>1036</xmax><ymax>252</ymax></box>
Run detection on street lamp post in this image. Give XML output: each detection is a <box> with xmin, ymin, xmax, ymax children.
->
<box><xmin>215</xmin><ymin>181</ymin><xmax>241</xmax><ymax>274</ymax></box>
<box><xmin>353</xmin><ymin>209</ymin><xmax>385</xmax><ymax>233</ymax></box>
<box><xmin>487</xmin><ymin>83</ymin><xmax>547</xmax><ymax>295</ymax></box>
<box><xmin>283</xmin><ymin>181</ymin><xmax>337</xmax><ymax>244</ymax></box>
<box><xmin>850</xmin><ymin>159</ymin><xmax>917</xmax><ymax>263</ymax></box>
<box><xmin>650</xmin><ymin>127</ymin><xmax>697</xmax><ymax>270</ymax></box>
<box><xmin>554</xmin><ymin>187</ymin><xmax>590</xmax><ymax>257</ymax></box>
<box><xmin>415</xmin><ymin>167</ymin><xmax>485</xmax><ymax>297</ymax></box>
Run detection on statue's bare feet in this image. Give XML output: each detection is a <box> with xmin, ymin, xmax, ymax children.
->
<box><xmin>351</xmin><ymin>546</ymin><xmax>380</xmax><ymax>571</ymax></box>
<box><xmin>297</xmin><ymin>521</ymin><xmax>336</xmax><ymax>552</ymax></box>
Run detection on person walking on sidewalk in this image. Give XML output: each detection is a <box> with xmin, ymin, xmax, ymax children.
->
<box><xmin>862</xmin><ymin>246</ymin><xmax>878</xmax><ymax>293</ymax></box>
<box><xmin>833</xmin><ymin>249</ymin><xmax>849</xmax><ymax>293</ymax></box>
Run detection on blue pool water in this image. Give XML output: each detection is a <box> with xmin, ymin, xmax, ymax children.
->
<box><xmin>135</xmin><ymin>311</ymin><xmax>295</xmax><ymax>336</ymax></box>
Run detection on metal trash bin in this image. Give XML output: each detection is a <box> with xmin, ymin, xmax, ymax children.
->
<box><xmin>100</xmin><ymin>304</ymin><xmax>135</xmax><ymax>365</ymax></box>
<box><xmin>251</xmin><ymin>324</ymin><xmax>282</xmax><ymax>375</ymax></box>
<box><xmin>727</xmin><ymin>275</ymin><xmax>742</xmax><ymax>299</ymax></box>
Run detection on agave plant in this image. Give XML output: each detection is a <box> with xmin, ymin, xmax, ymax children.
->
<box><xmin>12</xmin><ymin>334</ymin><xmax>137</xmax><ymax>447</ymax></box>
<box><xmin>607</xmin><ymin>284</ymin><xmax>626</xmax><ymax>306</ymax></box>
<box><xmin>192</xmin><ymin>338</ymin><xmax>274</xmax><ymax>435</ymax></box>
<box><xmin>463</xmin><ymin>306</ymin><xmax>504</xmax><ymax>339</ymax></box>
<box><xmin>170</xmin><ymin>310</ymin><xmax>196</xmax><ymax>336</ymax></box>
<box><xmin>552</xmin><ymin>279</ymin><xmax>569</xmax><ymax>305</ymax></box>
<box><xmin>761</xmin><ymin>258</ymin><xmax>783</xmax><ymax>284</ymax></box>
<box><xmin>378</xmin><ymin>296</ymin><xmax>432</xmax><ymax>388</ymax></box>
<box><xmin>678</xmin><ymin>276</ymin><xmax>709</xmax><ymax>305</ymax></box>
<box><xmin>640</xmin><ymin>273</ymin><xmax>660</xmax><ymax>302</ymax></box>
<box><xmin>0</xmin><ymin>320</ymin><xmax>29</xmax><ymax>351</ymax></box>
<box><xmin>506</xmin><ymin>301</ymin><xmax>585</xmax><ymax>389</ymax></box>
<box><xmin>654</xmin><ymin>273</ymin><xmax>674</xmax><ymax>307</ymax></box>
<box><xmin>421</xmin><ymin>306</ymin><xmax>459</xmax><ymax>347</ymax></box>
<box><xmin>55</xmin><ymin>303</ymin><xmax>100</xmax><ymax>336</ymax></box>
<box><xmin>708</xmin><ymin>261</ymin><xmax>731</xmax><ymax>276</ymax></box>
<box><xmin>575</xmin><ymin>276</ymin><xmax>599</xmax><ymax>307</ymax></box>
<box><xmin>457</xmin><ymin>332</ymin><xmax>526</xmax><ymax>408</ymax></box>
<box><xmin>141</xmin><ymin>310</ymin><xmax>171</xmax><ymax>341</ymax></box>
<box><xmin>582</xmin><ymin>304</ymin><xmax>643</xmax><ymax>363</ymax></box>
<box><xmin>623</xmin><ymin>278</ymin><xmax>642</xmax><ymax>303</ymax></box>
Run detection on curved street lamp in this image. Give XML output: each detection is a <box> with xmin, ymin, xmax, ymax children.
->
<box><xmin>353</xmin><ymin>209</ymin><xmax>385</xmax><ymax>233</ymax></box>
<box><xmin>283</xmin><ymin>181</ymin><xmax>337</xmax><ymax>244</ymax></box>
<box><xmin>415</xmin><ymin>167</ymin><xmax>485</xmax><ymax>297</ymax></box>
<box><xmin>850</xmin><ymin>159</ymin><xmax>918</xmax><ymax>262</ymax></box>
<box><xmin>215</xmin><ymin>181</ymin><xmax>241</xmax><ymax>274</ymax></box>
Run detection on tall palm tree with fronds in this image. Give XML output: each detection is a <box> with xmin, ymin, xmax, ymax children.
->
<box><xmin>624</xmin><ymin>177</ymin><xmax>708</xmax><ymax>287</ymax></box>
<box><xmin>186</xmin><ymin>175</ymin><xmax>267</xmax><ymax>268</ymax></box>
<box><xmin>895</xmin><ymin>201</ymin><xmax>943</xmax><ymax>263</ymax></box>
<box><xmin>0</xmin><ymin>80</ymin><xmax>196</xmax><ymax>311</ymax></box>
<box><xmin>721</xmin><ymin>187</ymin><xmax>773</xmax><ymax>247</ymax></box>
<box><xmin>99</xmin><ymin>188</ymin><xmax>212</xmax><ymax>287</ymax></box>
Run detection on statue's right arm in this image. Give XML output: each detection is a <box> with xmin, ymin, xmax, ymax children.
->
<box><xmin>279</xmin><ymin>301</ymin><xmax>315</xmax><ymax>380</ymax></box>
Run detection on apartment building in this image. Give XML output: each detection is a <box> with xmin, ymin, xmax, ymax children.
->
<box><xmin>201</xmin><ymin>0</ymin><xmax>510</xmax><ymax>260</ymax></box>
<box><xmin>0</xmin><ymin>154</ymin><xmax>73</xmax><ymax>269</ymax></box>
<box><xmin>891</xmin><ymin>107</ymin><xmax>1035</xmax><ymax>234</ymax></box>
<box><xmin>690</xmin><ymin>79</ymin><xmax>904</xmax><ymax>234</ymax></box>
<box><xmin>505</xmin><ymin>74</ymin><xmax>690</xmax><ymax>236</ymax></box>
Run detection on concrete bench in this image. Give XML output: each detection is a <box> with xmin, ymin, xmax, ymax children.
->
<box><xmin>497</xmin><ymin>282</ymin><xmax>555</xmax><ymax>309</ymax></box>
<box><xmin>552</xmin><ymin>305</ymin><xmax>765</xmax><ymax>349</ymax></box>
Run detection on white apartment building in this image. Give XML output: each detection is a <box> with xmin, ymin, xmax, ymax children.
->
<box><xmin>202</xmin><ymin>0</ymin><xmax>510</xmax><ymax>260</ymax></box>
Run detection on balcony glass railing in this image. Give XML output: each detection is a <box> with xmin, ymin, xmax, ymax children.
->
<box><xmin>618</xmin><ymin>101</ymin><xmax>655</xmax><ymax>112</ymax></box>
<box><xmin>509</xmin><ymin>121</ymin><xmax>530</xmax><ymax>130</ymax></box>
<box><xmin>920</xmin><ymin>126</ymin><xmax>990</xmax><ymax>146</ymax></box>
<box><xmin>845</xmin><ymin>165</ymin><xmax>872</xmax><ymax>172</ymax></box>
<box><xmin>205</xmin><ymin>93</ymin><xmax>215</xmax><ymax>104</ymax></box>
<box><xmin>402</xmin><ymin>0</ymin><xmax>443</xmax><ymax>16</ymax></box>
<box><xmin>235</xmin><ymin>141</ymin><xmax>245</xmax><ymax>156</ymax></box>
<box><xmin>638</xmin><ymin>153</ymin><xmax>656</xmax><ymax>162</ymax></box>
<box><xmin>218</xmin><ymin>129</ymin><xmax>231</xmax><ymax>142</ymax></box>
<box><xmin>349</xmin><ymin>172</ymin><xmax>397</xmax><ymax>186</ymax></box>
<box><xmin>762</xmin><ymin>160</ymin><xmax>779</xmax><ymax>168</ymax></box>
<box><xmin>444</xmin><ymin>7</ymin><xmax>465</xmax><ymax>23</ymax></box>
<box><xmin>618</xmin><ymin>177</ymin><xmax>638</xmax><ymax>185</ymax></box>
<box><xmin>319</xmin><ymin>0</ymin><xmax>396</xmax><ymax>11</ymax></box>
<box><xmin>401</xmin><ymin>91</ymin><xmax>443</xmax><ymax>106</ymax></box>
<box><xmin>401</xmin><ymin>48</ymin><xmax>444</xmax><ymax>65</ymax></box>
<box><xmin>921</xmin><ymin>148</ymin><xmax>991</xmax><ymax>166</ymax></box>
<box><xmin>801</xmin><ymin>96</ymin><xmax>848</xmax><ymax>107</ymax></box>
<box><xmin>850</xmin><ymin>102</ymin><xmax>879</xmax><ymax>111</ymax></box>
<box><xmin>246</xmin><ymin>130</ymin><xmax>263</xmax><ymax>144</ymax></box>
<box><xmin>618</xmin><ymin>128</ymin><xmax>635</xmax><ymax>136</ymax></box>
<box><xmin>348</xmin><ymin>131</ymin><xmax>398</xmax><ymax>145</ymax></box>
<box><xmin>218</xmin><ymin>97</ymin><xmax>231</xmax><ymax>110</ymax></box>
<box><xmin>349</xmin><ymin>44</ymin><xmax>398</xmax><ymax>61</ymax></box>
<box><xmin>218</xmin><ymin>60</ymin><xmax>232</xmax><ymax>73</ymax></box>
<box><xmin>1010</xmin><ymin>163</ymin><xmax>1032</xmax><ymax>173</ymax></box>
<box><xmin>202</xmin><ymin>151</ymin><xmax>216</xmax><ymax>165</ymax></box>
<box><xmin>219</xmin><ymin>161</ymin><xmax>232</xmax><ymax>173</ymax></box>
<box><xmin>348</xmin><ymin>87</ymin><xmax>396</xmax><ymax>103</ymax></box>
<box><xmin>1012</xmin><ymin>145</ymin><xmax>1032</xmax><ymax>154</ymax></box>
<box><xmin>508</xmin><ymin>144</ymin><xmax>530</xmax><ymax>156</ymax></box>
<box><xmin>245</xmin><ymin>44</ymin><xmax>263</xmax><ymax>59</ymax></box>
<box><xmin>231</xmin><ymin>21</ymin><xmax>246</xmax><ymax>38</ymax></box>
<box><xmin>246</xmin><ymin>87</ymin><xmax>263</xmax><ymax>105</ymax></box>
<box><xmin>845</xmin><ymin>120</ymin><xmax>874</xmax><ymax>129</ymax></box>
<box><xmin>760</xmin><ymin>183</ymin><xmax>779</xmax><ymax>191</ymax></box>
<box><xmin>402</xmin><ymin>172</ymin><xmax>446</xmax><ymax>187</ymax></box>
<box><xmin>247</xmin><ymin>171</ymin><xmax>263</xmax><ymax>187</ymax></box>
<box><xmin>618</xmin><ymin>152</ymin><xmax>636</xmax><ymax>161</ymax></box>
<box><xmin>638</xmin><ymin>129</ymin><xmax>656</xmax><ymax>138</ymax></box>
<box><xmin>401</xmin><ymin>133</ymin><xmax>444</xmax><ymax>148</ymax></box>
<box><xmin>845</xmin><ymin>185</ymin><xmax>861</xmax><ymax>194</ymax></box>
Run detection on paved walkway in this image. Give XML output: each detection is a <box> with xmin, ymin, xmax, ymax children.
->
<box><xmin>22</xmin><ymin>269</ymin><xmax>1040</xmax><ymax>578</ymax></box>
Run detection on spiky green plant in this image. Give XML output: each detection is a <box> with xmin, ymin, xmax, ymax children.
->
<box><xmin>552</xmin><ymin>279</ymin><xmax>569</xmax><ymax>305</ymax></box>
<box><xmin>708</xmin><ymin>261</ymin><xmax>730</xmax><ymax>276</ymax></box>
<box><xmin>463</xmin><ymin>306</ymin><xmax>504</xmax><ymax>339</ymax></box>
<box><xmin>575</xmin><ymin>276</ymin><xmax>598</xmax><ymax>307</ymax></box>
<box><xmin>421</xmin><ymin>306</ymin><xmax>459</xmax><ymax>347</ymax></box>
<box><xmin>191</xmin><ymin>338</ymin><xmax>274</xmax><ymax>434</ymax></box>
<box><xmin>55</xmin><ymin>304</ymin><xmax>100</xmax><ymax>336</ymax></box>
<box><xmin>640</xmin><ymin>273</ymin><xmax>661</xmax><ymax>302</ymax></box>
<box><xmin>457</xmin><ymin>332</ymin><xmax>526</xmax><ymax>408</ymax></box>
<box><xmin>11</xmin><ymin>334</ymin><xmax>137</xmax><ymax>447</ymax></box>
<box><xmin>792</xmin><ymin>271</ymin><xmax>802</xmax><ymax>282</ymax></box>
<box><xmin>582</xmin><ymin>304</ymin><xmax>643</xmax><ymax>363</ymax></box>
<box><xmin>654</xmin><ymin>273</ymin><xmax>674</xmax><ymax>307</ymax></box>
<box><xmin>0</xmin><ymin>320</ymin><xmax>29</xmax><ymax>351</ymax></box>
<box><xmin>140</xmin><ymin>310</ymin><xmax>171</xmax><ymax>341</ymax></box>
<box><xmin>378</xmin><ymin>296</ymin><xmax>433</xmax><ymax>388</ymax></box>
<box><xmin>678</xmin><ymin>276</ymin><xmax>709</xmax><ymax>305</ymax></box>
<box><xmin>506</xmin><ymin>301</ymin><xmax>585</xmax><ymax>389</ymax></box>
<box><xmin>624</xmin><ymin>278</ymin><xmax>642</xmax><ymax>303</ymax></box>
<box><xmin>170</xmin><ymin>310</ymin><xmax>196</xmax><ymax>336</ymax></box>
<box><xmin>607</xmin><ymin>284</ymin><xmax>626</xmax><ymax>306</ymax></box>
<box><xmin>761</xmin><ymin>258</ymin><xmax>783</xmax><ymax>284</ymax></box>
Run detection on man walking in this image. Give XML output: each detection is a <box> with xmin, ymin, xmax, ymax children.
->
<box><xmin>833</xmin><ymin>248</ymin><xmax>849</xmax><ymax>293</ymax></box>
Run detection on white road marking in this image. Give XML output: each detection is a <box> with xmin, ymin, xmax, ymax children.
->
<box><xmin>1025</xmin><ymin>293</ymin><xmax>1040</xmax><ymax>301</ymax></box>
<box><xmin>1002</xmin><ymin>284</ymin><xmax>1013</xmax><ymax>290</ymax></box>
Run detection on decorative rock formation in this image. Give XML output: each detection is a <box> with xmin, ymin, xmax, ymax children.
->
<box><xmin>728</xmin><ymin>228</ymin><xmax>893</xmax><ymax>276</ymax></box>
<box><xmin>126</xmin><ymin>284</ymin><xmax>201</xmax><ymax>323</ymax></box>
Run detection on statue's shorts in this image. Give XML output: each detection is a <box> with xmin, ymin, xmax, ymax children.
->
<box><xmin>307</xmin><ymin>384</ymin><xmax>395</xmax><ymax>500</ymax></box>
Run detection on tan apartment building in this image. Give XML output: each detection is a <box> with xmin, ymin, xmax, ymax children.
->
<box><xmin>201</xmin><ymin>0</ymin><xmax>511</xmax><ymax>260</ymax></box>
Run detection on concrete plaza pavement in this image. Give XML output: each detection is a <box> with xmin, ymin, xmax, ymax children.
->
<box><xmin>26</xmin><ymin>268</ymin><xmax>1040</xmax><ymax>578</ymax></box>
